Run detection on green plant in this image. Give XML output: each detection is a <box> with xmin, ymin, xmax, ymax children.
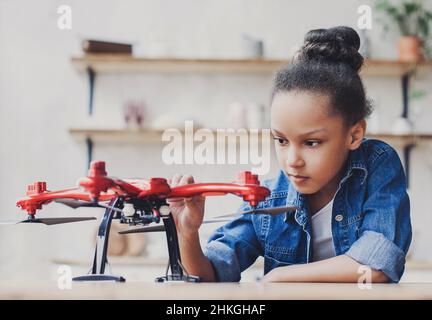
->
<box><xmin>375</xmin><ymin>0</ymin><xmax>432</xmax><ymax>57</ymax></box>
<box><xmin>409</xmin><ymin>88</ymin><xmax>427</xmax><ymax>100</ymax></box>
<box><xmin>376</xmin><ymin>1</ymin><xmax>432</xmax><ymax>35</ymax></box>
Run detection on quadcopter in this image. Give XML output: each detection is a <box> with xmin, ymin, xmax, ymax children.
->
<box><xmin>5</xmin><ymin>161</ymin><xmax>298</xmax><ymax>283</ymax></box>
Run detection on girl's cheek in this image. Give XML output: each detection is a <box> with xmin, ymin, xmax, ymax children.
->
<box><xmin>275</xmin><ymin>148</ymin><xmax>287</xmax><ymax>167</ymax></box>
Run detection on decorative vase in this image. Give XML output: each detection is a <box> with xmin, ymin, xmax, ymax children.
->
<box><xmin>397</xmin><ymin>36</ymin><xmax>424</xmax><ymax>62</ymax></box>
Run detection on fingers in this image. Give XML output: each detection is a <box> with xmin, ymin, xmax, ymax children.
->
<box><xmin>170</xmin><ymin>173</ymin><xmax>183</xmax><ymax>187</ymax></box>
<box><xmin>184</xmin><ymin>194</ymin><xmax>205</xmax><ymax>203</ymax></box>
<box><xmin>167</xmin><ymin>174</ymin><xmax>195</xmax><ymax>203</ymax></box>
<box><xmin>167</xmin><ymin>175</ymin><xmax>184</xmax><ymax>203</ymax></box>
<box><xmin>166</xmin><ymin>198</ymin><xmax>184</xmax><ymax>204</ymax></box>
<box><xmin>179</xmin><ymin>174</ymin><xmax>194</xmax><ymax>186</ymax></box>
<box><xmin>179</xmin><ymin>175</ymin><xmax>194</xmax><ymax>202</ymax></box>
<box><xmin>169</xmin><ymin>174</ymin><xmax>195</xmax><ymax>187</ymax></box>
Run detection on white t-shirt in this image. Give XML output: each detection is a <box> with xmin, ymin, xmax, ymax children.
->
<box><xmin>311</xmin><ymin>198</ymin><xmax>336</xmax><ymax>262</ymax></box>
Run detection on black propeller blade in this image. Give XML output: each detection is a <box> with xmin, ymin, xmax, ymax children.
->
<box><xmin>55</xmin><ymin>199</ymin><xmax>123</xmax><ymax>213</ymax></box>
<box><xmin>215</xmin><ymin>205</ymin><xmax>299</xmax><ymax>219</ymax></box>
<box><xmin>55</xmin><ymin>198</ymin><xmax>95</xmax><ymax>209</ymax></box>
<box><xmin>0</xmin><ymin>217</ymin><xmax>96</xmax><ymax>226</ymax></box>
<box><xmin>118</xmin><ymin>218</ymin><xmax>234</xmax><ymax>235</ymax></box>
<box><xmin>119</xmin><ymin>225</ymin><xmax>165</xmax><ymax>234</ymax></box>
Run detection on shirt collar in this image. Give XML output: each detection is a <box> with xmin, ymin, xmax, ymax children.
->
<box><xmin>345</xmin><ymin>138</ymin><xmax>368</xmax><ymax>185</ymax></box>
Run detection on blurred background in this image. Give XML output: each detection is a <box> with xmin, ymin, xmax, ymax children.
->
<box><xmin>0</xmin><ymin>0</ymin><xmax>431</xmax><ymax>283</ymax></box>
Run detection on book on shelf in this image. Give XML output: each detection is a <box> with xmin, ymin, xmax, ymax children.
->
<box><xmin>82</xmin><ymin>39</ymin><xmax>133</xmax><ymax>54</ymax></box>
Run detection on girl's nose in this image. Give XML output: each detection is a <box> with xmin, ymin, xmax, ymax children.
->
<box><xmin>285</xmin><ymin>149</ymin><xmax>305</xmax><ymax>168</ymax></box>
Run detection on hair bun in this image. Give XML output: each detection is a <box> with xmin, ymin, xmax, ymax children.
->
<box><xmin>296</xmin><ymin>26</ymin><xmax>364</xmax><ymax>72</ymax></box>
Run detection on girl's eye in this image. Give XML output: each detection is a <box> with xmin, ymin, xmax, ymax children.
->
<box><xmin>273</xmin><ymin>137</ymin><xmax>288</xmax><ymax>146</ymax></box>
<box><xmin>305</xmin><ymin>140</ymin><xmax>321</xmax><ymax>148</ymax></box>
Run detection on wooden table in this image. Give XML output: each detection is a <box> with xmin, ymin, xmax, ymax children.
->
<box><xmin>1</xmin><ymin>281</ymin><xmax>431</xmax><ymax>300</ymax></box>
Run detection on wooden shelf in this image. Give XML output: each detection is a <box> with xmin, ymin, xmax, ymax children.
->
<box><xmin>69</xmin><ymin>127</ymin><xmax>278</xmax><ymax>143</ymax></box>
<box><xmin>71</xmin><ymin>55</ymin><xmax>432</xmax><ymax>77</ymax></box>
<box><xmin>69</xmin><ymin>127</ymin><xmax>164</xmax><ymax>143</ymax></box>
<box><xmin>367</xmin><ymin>133</ymin><xmax>432</xmax><ymax>145</ymax></box>
<box><xmin>71</xmin><ymin>55</ymin><xmax>286</xmax><ymax>74</ymax></box>
<box><xmin>69</xmin><ymin>127</ymin><xmax>432</xmax><ymax>145</ymax></box>
<box><xmin>362</xmin><ymin>59</ymin><xmax>432</xmax><ymax>77</ymax></box>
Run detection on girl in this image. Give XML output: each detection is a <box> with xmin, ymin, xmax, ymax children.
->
<box><xmin>168</xmin><ymin>26</ymin><xmax>412</xmax><ymax>283</ymax></box>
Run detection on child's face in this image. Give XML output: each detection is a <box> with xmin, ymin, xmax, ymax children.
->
<box><xmin>270</xmin><ymin>90</ymin><xmax>356</xmax><ymax>195</ymax></box>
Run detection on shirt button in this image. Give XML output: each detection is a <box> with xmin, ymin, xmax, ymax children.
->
<box><xmin>335</xmin><ymin>214</ymin><xmax>344</xmax><ymax>222</ymax></box>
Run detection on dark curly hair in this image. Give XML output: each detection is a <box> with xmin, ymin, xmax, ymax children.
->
<box><xmin>272</xmin><ymin>26</ymin><xmax>373</xmax><ymax>126</ymax></box>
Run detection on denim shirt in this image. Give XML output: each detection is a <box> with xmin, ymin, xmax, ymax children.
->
<box><xmin>204</xmin><ymin>138</ymin><xmax>412</xmax><ymax>283</ymax></box>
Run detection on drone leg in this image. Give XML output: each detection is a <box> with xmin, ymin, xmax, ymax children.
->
<box><xmin>154</xmin><ymin>213</ymin><xmax>200</xmax><ymax>283</ymax></box>
<box><xmin>73</xmin><ymin>198</ymin><xmax>125</xmax><ymax>282</ymax></box>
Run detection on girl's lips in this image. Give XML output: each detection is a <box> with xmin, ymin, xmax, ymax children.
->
<box><xmin>288</xmin><ymin>174</ymin><xmax>309</xmax><ymax>183</ymax></box>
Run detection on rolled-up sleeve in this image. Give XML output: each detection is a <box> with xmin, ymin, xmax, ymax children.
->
<box><xmin>346</xmin><ymin>230</ymin><xmax>406</xmax><ymax>282</ymax></box>
<box><xmin>203</xmin><ymin>202</ymin><xmax>262</xmax><ymax>282</ymax></box>
<box><xmin>345</xmin><ymin>147</ymin><xmax>412</xmax><ymax>283</ymax></box>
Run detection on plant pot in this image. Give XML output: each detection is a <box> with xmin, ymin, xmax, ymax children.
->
<box><xmin>397</xmin><ymin>36</ymin><xmax>424</xmax><ymax>62</ymax></box>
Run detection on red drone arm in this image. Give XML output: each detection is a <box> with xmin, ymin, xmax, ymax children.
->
<box><xmin>16</xmin><ymin>161</ymin><xmax>270</xmax><ymax>215</ymax></box>
<box><xmin>168</xmin><ymin>172</ymin><xmax>269</xmax><ymax>206</ymax></box>
<box><xmin>16</xmin><ymin>182</ymin><xmax>115</xmax><ymax>215</ymax></box>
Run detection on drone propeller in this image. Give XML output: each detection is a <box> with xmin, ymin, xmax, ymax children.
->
<box><xmin>118</xmin><ymin>218</ymin><xmax>233</xmax><ymax>235</ymax></box>
<box><xmin>55</xmin><ymin>198</ymin><xmax>123</xmax><ymax>213</ymax></box>
<box><xmin>55</xmin><ymin>198</ymin><xmax>95</xmax><ymax>208</ymax></box>
<box><xmin>119</xmin><ymin>225</ymin><xmax>165</xmax><ymax>234</ymax></box>
<box><xmin>0</xmin><ymin>217</ymin><xmax>96</xmax><ymax>226</ymax></box>
<box><xmin>214</xmin><ymin>205</ymin><xmax>299</xmax><ymax>219</ymax></box>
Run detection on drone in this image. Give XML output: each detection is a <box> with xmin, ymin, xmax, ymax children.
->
<box><xmin>5</xmin><ymin>160</ymin><xmax>298</xmax><ymax>283</ymax></box>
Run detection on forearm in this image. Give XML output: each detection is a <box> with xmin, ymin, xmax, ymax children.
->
<box><xmin>263</xmin><ymin>254</ymin><xmax>389</xmax><ymax>283</ymax></box>
<box><xmin>178</xmin><ymin>232</ymin><xmax>217</xmax><ymax>282</ymax></box>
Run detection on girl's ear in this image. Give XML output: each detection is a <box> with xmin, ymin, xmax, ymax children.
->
<box><xmin>347</xmin><ymin>119</ymin><xmax>366</xmax><ymax>150</ymax></box>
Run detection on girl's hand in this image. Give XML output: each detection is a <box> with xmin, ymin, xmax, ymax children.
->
<box><xmin>261</xmin><ymin>268</ymin><xmax>283</xmax><ymax>283</ymax></box>
<box><xmin>167</xmin><ymin>174</ymin><xmax>206</xmax><ymax>236</ymax></box>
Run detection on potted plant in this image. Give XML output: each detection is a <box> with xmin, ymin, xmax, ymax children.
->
<box><xmin>375</xmin><ymin>0</ymin><xmax>432</xmax><ymax>62</ymax></box>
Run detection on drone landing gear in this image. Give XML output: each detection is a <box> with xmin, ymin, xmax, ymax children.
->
<box><xmin>155</xmin><ymin>274</ymin><xmax>200</xmax><ymax>283</ymax></box>
<box><xmin>73</xmin><ymin>199</ymin><xmax>125</xmax><ymax>282</ymax></box>
<box><xmin>155</xmin><ymin>258</ymin><xmax>200</xmax><ymax>282</ymax></box>
<box><xmin>73</xmin><ymin>274</ymin><xmax>125</xmax><ymax>282</ymax></box>
<box><xmin>155</xmin><ymin>214</ymin><xmax>200</xmax><ymax>283</ymax></box>
<box><xmin>73</xmin><ymin>198</ymin><xmax>200</xmax><ymax>283</ymax></box>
